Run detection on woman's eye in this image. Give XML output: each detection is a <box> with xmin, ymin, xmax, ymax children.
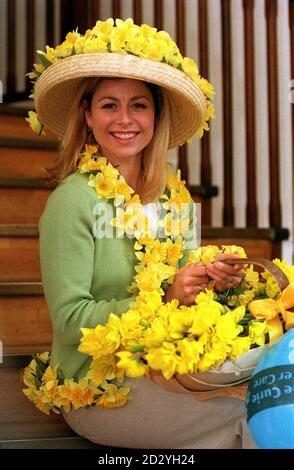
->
<box><xmin>101</xmin><ymin>103</ymin><xmax>116</xmax><ymax>109</ymax></box>
<box><xmin>133</xmin><ymin>103</ymin><xmax>147</xmax><ymax>109</ymax></box>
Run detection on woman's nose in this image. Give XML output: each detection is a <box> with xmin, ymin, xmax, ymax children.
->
<box><xmin>116</xmin><ymin>106</ymin><xmax>133</xmax><ymax>125</ymax></box>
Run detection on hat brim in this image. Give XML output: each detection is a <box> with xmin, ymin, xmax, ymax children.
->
<box><xmin>35</xmin><ymin>53</ymin><xmax>206</xmax><ymax>149</ymax></box>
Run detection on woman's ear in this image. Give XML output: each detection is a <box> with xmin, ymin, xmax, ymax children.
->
<box><xmin>82</xmin><ymin>99</ymin><xmax>92</xmax><ymax>128</ymax></box>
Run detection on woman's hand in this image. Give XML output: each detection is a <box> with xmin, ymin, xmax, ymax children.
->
<box><xmin>206</xmin><ymin>253</ymin><xmax>245</xmax><ymax>292</ymax></box>
<box><xmin>164</xmin><ymin>263</ymin><xmax>209</xmax><ymax>306</ymax></box>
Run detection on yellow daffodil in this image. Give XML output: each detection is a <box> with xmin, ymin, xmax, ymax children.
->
<box><xmin>88</xmin><ymin>356</ymin><xmax>117</xmax><ymax>384</ymax></box>
<box><xmin>249</xmin><ymin>321</ymin><xmax>269</xmax><ymax>346</ymax></box>
<box><xmin>25</xmin><ymin>111</ymin><xmax>45</xmax><ymax>135</ymax></box>
<box><xmin>175</xmin><ymin>338</ymin><xmax>203</xmax><ymax>374</ymax></box>
<box><xmin>116</xmin><ymin>351</ymin><xmax>148</xmax><ymax>377</ymax></box>
<box><xmin>95</xmin><ymin>382</ymin><xmax>130</xmax><ymax>408</ymax></box>
<box><xmin>59</xmin><ymin>379</ymin><xmax>96</xmax><ymax>410</ymax></box>
<box><xmin>145</xmin><ymin>343</ymin><xmax>179</xmax><ymax>380</ymax></box>
<box><xmin>229</xmin><ymin>336</ymin><xmax>251</xmax><ymax>360</ymax></box>
<box><xmin>79</xmin><ymin>318</ymin><xmax>121</xmax><ymax>358</ymax></box>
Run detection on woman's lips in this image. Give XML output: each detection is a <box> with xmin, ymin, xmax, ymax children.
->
<box><xmin>110</xmin><ymin>131</ymin><xmax>139</xmax><ymax>142</ymax></box>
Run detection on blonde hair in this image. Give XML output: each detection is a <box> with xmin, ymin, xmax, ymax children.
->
<box><xmin>46</xmin><ymin>78</ymin><xmax>170</xmax><ymax>203</ymax></box>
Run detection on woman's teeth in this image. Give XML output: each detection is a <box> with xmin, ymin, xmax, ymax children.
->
<box><xmin>112</xmin><ymin>132</ymin><xmax>137</xmax><ymax>139</ymax></box>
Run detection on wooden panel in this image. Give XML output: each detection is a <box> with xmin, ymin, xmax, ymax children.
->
<box><xmin>0</xmin><ymin>114</ymin><xmax>57</xmax><ymax>141</ymax></box>
<box><xmin>221</xmin><ymin>0</ymin><xmax>234</xmax><ymax>226</ymax></box>
<box><xmin>46</xmin><ymin>0</ymin><xmax>55</xmax><ymax>46</ymax></box>
<box><xmin>154</xmin><ymin>0</ymin><xmax>163</xmax><ymax>30</ymax></box>
<box><xmin>0</xmin><ymin>188</ymin><xmax>51</xmax><ymax>224</ymax></box>
<box><xmin>0</xmin><ymin>237</ymin><xmax>40</xmax><ymax>282</ymax></box>
<box><xmin>290</xmin><ymin>0</ymin><xmax>294</xmax><ymax>260</ymax></box>
<box><xmin>61</xmin><ymin>0</ymin><xmax>89</xmax><ymax>36</ymax></box>
<box><xmin>90</xmin><ymin>0</ymin><xmax>100</xmax><ymax>22</ymax></box>
<box><xmin>265</xmin><ymin>0</ymin><xmax>281</xmax><ymax>228</ymax></box>
<box><xmin>243</xmin><ymin>0</ymin><xmax>257</xmax><ymax>226</ymax></box>
<box><xmin>199</xmin><ymin>0</ymin><xmax>212</xmax><ymax>225</ymax></box>
<box><xmin>0</xmin><ymin>368</ymin><xmax>72</xmax><ymax>441</ymax></box>
<box><xmin>133</xmin><ymin>0</ymin><xmax>142</xmax><ymax>24</ymax></box>
<box><xmin>202</xmin><ymin>238</ymin><xmax>272</xmax><ymax>259</ymax></box>
<box><xmin>26</xmin><ymin>0</ymin><xmax>35</xmax><ymax>94</ymax></box>
<box><xmin>7</xmin><ymin>0</ymin><xmax>16</xmax><ymax>94</ymax></box>
<box><xmin>0</xmin><ymin>296</ymin><xmax>52</xmax><ymax>347</ymax></box>
<box><xmin>176</xmin><ymin>0</ymin><xmax>188</xmax><ymax>182</ymax></box>
<box><xmin>0</xmin><ymin>147</ymin><xmax>57</xmax><ymax>178</ymax></box>
<box><xmin>112</xmin><ymin>0</ymin><xmax>121</xmax><ymax>18</ymax></box>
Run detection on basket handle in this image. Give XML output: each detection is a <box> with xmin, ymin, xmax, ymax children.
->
<box><xmin>221</xmin><ymin>257</ymin><xmax>289</xmax><ymax>291</ymax></box>
<box><xmin>151</xmin><ymin>371</ymin><xmax>248</xmax><ymax>400</ymax></box>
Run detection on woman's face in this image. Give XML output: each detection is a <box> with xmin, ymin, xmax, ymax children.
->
<box><xmin>85</xmin><ymin>78</ymin><xmax>155</xmax><ymax>163</ymax></box>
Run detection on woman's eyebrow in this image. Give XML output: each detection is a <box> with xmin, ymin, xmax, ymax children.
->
<box><xmin>98</xmin><ymin>95</ymin><xmax>119</xmax><ymax>102</ymax></box>
<box><xmin>98</xmin><ymin>95</ymin><xmax>151</xmax><ymax>102</ymax></box>
<box><xmin>130</xmin><ymin>95</ymin><xmax>151</xmax><ymax>101</ymax></box>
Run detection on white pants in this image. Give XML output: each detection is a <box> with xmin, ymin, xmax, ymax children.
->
<box><xmin>62</xmin><ymin>377</ymin><xmax>257</xmax><ymax>449</ymax></box>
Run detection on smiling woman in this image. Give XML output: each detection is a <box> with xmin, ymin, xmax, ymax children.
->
<box><xmin>23</xmin><ymin>18</ymin><xmax>256</xmax><ymax>449</ymax></box>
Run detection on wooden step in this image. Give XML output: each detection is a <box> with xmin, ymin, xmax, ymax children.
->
<box><xmin>0</xmin><ymin>136</ymin><xmax>57</xmax><ymax>151</ymax></box>
<box><xmin>0</xmin><ymin>364</ymin><xmax>103</xmax><ymax>448</ymax></box>
<box><xmin>0</xmin><ymin>176</ymin><xmax>55</xmax><ymax>189</ymax></box>
<box><xmin>202</xmin><ymin>227</ymin><xmax>289</xmax><ymax>259</ymax></box>
<box><xmin>0</xmin><ymin>282</ymin><xmax>43</xmax><ymax>295</ymax></box>
<box><xmin>3</xmin><ymin>345</ymin><xmax>51</xmax><ymax>359</ymax></box>
<box><xmin>1</xmin><ymin>224</ymin><xmax>287</xmax><ymax>242</ymax></box>
<box><xmin>0</xmin><ymin>187</ymin><xmax>51</xmax><ymax>223</ymax></box>
<box><xmin>0</xmin><ymin>147</ymin><xmax>57</xmax><ymax>178</ymax></box>
<box><xmin>0</xmin><ymin>436</ymin><xmax>100</xmax><ymax>449</ymax></box>
<box><xmin>0</xmin><ymin>111</ymin><xmax>57</xmax><ymax>143</ymax></box>
<box><xmin>0</xmin><ymin>224</ymin><xmax>38</xmax><ymax>236</ymax></box>
<box><xmin>1</xmin><ymin>351</ymin><xmax>50</xmax><ymax>368</ymax></box>
<box><xmin>0</xmin><ymin>366</ymin><xmax>71</xmax><ymax>441</ymax></box>
<box><xmin>0</xmin><ymin>236</ymin><xmax>40</xmax><ymax>281</ymax></box>
<box><xmin>0</xmin><ymin>436</ymin><xmax>101</xmax><ymax>449</ymax></box>
<box><xmin>0</xmin><ymin>295</ymin><xmax>51</xmax><ymax>350</ymax></box>
<box><xmin>203</xmin><ymin>237</ymin><xmax>272</xmax><ymax>259</ymax></box>
<box><xmin>0</xmin><ymin>224</ymin><xmax>277</xmax><ymax>281</ymax></box>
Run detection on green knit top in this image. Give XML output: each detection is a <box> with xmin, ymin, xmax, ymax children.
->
<box><xmin>39</xmin><ymin>172</ymin><xmax>192</xmax><ymax>380</ymax></box>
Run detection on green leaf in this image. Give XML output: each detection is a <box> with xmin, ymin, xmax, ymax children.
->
<box><xmin>36</xmin><ymin>51</ymin><xmax>53</xmax><ymax>68</ymax></box>
<box><xmin>128</xmin><ymin>343</ymin><xmax>145</xmax><ymax>353</ymax></box>
<box><xmin>140</xmin><ymin>319</ymin><xmax>150</xmax><ymax>329</ymax></box>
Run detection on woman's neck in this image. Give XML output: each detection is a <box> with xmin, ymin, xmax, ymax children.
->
<box><xmin>108</xmin><ymin>155</ymin><xmax>143</xmax><ymax>193</ymax></box>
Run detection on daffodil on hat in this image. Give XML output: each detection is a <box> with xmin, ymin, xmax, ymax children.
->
<box><xmin>26</xmin><ymin>18</ymin><xmax>215</xmax><ymax>148</ymax></box>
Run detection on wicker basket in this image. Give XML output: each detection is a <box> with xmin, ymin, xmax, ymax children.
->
<box><xmin>151</xmin><ymin>257</ymin><xmax>289</xmax><ymax>400</ymax></box>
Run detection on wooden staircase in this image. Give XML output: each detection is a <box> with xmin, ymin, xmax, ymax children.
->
<box><xmin>0</xmin><ymin>104</ymin><xmax>288</xmax><ymax>449</ymax></box>
<box><xmin>0</xmin><ymin>358</ymin><xmax>101</xmax><ymax>449</ymax></box>
<box><xmin>0</xmin><ymin>107</ymin><xmax>103</xmax><ymax>449</ymax></box>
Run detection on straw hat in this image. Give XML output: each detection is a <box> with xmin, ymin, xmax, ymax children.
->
<box><xmin>31</xmin><ymin>18</ymin><xmax>214</xmax><ymax>148</ymax></box>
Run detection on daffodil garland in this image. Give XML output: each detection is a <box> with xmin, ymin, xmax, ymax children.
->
<box><xmin>23</xmin><ymin>145</ymin><xmax>294</xmax><ymax>415</ymax></box>
<box><xmin>25</xmin><ymin>17</ymin><xmax>215</xmax><ymax>137</ymax></box>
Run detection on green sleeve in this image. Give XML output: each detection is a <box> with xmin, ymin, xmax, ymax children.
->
<box><xmin>39</xmin><ymin>180</ymin><xmax>133</xmax><ymax>347</ymax></box>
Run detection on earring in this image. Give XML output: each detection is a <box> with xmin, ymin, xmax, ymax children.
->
<box><xmin>86</xmin><ymin>125</ymin><xmax>96</xmax><ymax>144</ymax></box>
